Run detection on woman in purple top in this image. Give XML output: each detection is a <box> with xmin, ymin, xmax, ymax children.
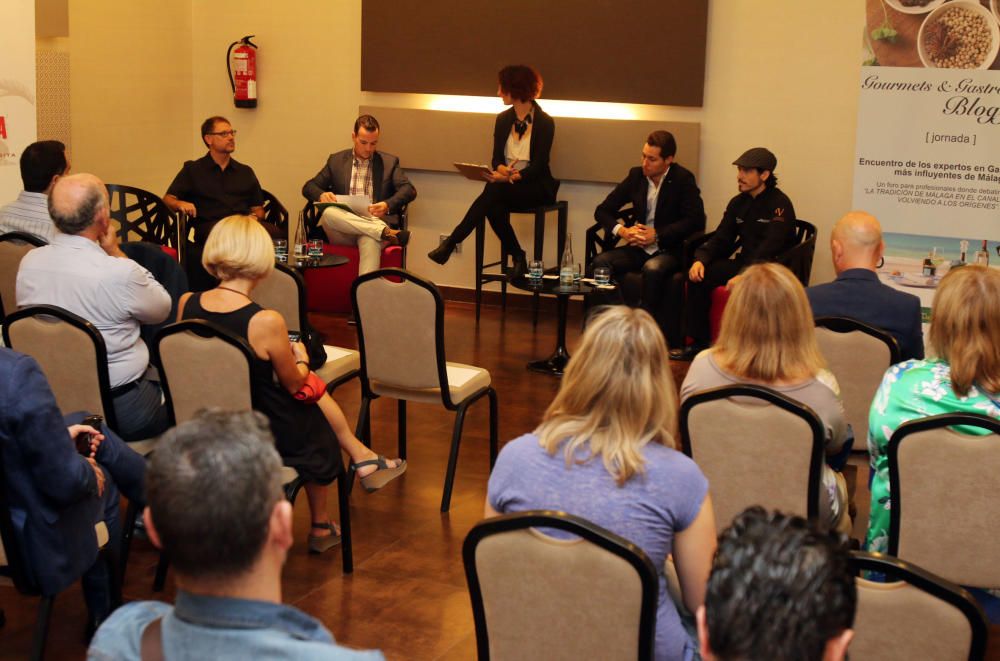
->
<box><xmin>487</xmin><ymin>306</ymin><xmax>717</xmax><ymax>661</ymax></box>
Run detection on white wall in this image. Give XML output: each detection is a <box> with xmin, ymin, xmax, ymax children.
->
<box><xmin>65</xmin><ymin>0</ymin><xmax>863</xmax><ymax>287</ymax></box>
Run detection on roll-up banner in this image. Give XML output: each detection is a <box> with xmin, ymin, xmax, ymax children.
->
<box><xmin>856</xmin><ymin>0</ymin><xmax>1000</xmax><ymax>314</ymax></box>
<box><xmin>0</xmin><ymin>1</ymin><xmax>38</xmax><ymax>203</ymax></box>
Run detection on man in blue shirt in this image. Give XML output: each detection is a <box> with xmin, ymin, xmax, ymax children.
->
<box><xmin>806</xmin><ymin>211</ymin><xmax>924</xmax><ymax>361</ymax></box>
<box><xmin>88</xmin><ymin>410</ymin><xmax>383</xmax><ymax>660</ymax></box>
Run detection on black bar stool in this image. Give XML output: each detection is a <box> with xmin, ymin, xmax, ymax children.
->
<box><xmin>474</xmin><ymin>200</ymin><xmax>568</xmax><ymax>324</ymax></box>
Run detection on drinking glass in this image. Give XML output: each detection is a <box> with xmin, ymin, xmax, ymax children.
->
<box><xmin>274</xmin><ymin>239</ymin><xmax>288</xmax><ymax>263</ymax></box>
<box><xmin>529</xmin><ymin>259</ymin><xmax>544</xmax><ymax>281</ymax></box>
<box><xmin>308</xmin><ymin>239</ymin><xmax>324</xmax><ymax>258</ymax></box>
<box><xmin>594</xmin><ymin>266</ymin><xmax>611</xmax><ymax>286</ymax></box>
<box><xmin>573</xmin><ymin>263</ymin><xmax>582</xmax><ymax>283</ymax></box>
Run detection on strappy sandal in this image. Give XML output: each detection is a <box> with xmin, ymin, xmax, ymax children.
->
<box><xmin>350</xmin><ymin>455</ymin><xmax>407</xmax><ymax>493</ymax></box>
<box><xmin>308</xmin><ymin>521</ymin><xmax>341</xmax><ymax>554</ymax></box>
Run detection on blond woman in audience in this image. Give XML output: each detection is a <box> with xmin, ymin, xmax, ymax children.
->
<box><xmin>487</xmin><ymin>306</ymin><xmax>717</xmax><ymax>661</ymax></box>
<box><xmin>680</xmin><ymin>262</ymin><xmax>852</xmax><ymax>534</ymax></box>
<box><xmin>177</xmin><ymin>215</ymin><xmax>405</xmax><ymax>554</ymax></box>
<box><xmin>865</xmin><ymin>265</ymin><xmax>1000</xmax><ymax>553</ymax></box>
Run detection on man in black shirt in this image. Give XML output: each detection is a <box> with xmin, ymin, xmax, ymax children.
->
<box><xmin>672</xmin><ymin>147</ymin><xmax>797</xmax><ymax>360</ymax></box>
<box><xmin>164</xmin><ymin>116</ymin><xmax>272</xmax><ymax>290</ymax></box>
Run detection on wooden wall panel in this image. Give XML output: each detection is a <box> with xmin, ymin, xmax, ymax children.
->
<box><xmin>361</xmin><ymin>0</ymin><xmax>708</xmax><ymax>107</ymax></box>
<box><xmin>359</xmin><ymin>106</ymin><xmax>700</xmax><ymax>184</ymax></box>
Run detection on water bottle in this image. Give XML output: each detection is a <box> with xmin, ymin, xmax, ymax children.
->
<box><xmin>559</xmin><ymin>233</ymin><xmax>574</xmax><ymax>287</ymax></box>
<box><xmin>293</xmin><ymin>211</ymin><xmax>309</xmax><ymax>263</ymax></box>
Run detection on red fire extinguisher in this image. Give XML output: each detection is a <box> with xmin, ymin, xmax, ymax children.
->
<box><xmin>227</xmin><ymin>35</ymin><xmax>258</xmax><ymax>108</ymax></box>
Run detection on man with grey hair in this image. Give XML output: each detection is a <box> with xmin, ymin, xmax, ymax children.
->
<box><xmin>16</xmin><ymin>173</ymin><xmax>172</xmax><ymax>441</ymax></box>
<box><xmin>806</xmin><ymin>211</ymin><xmax>923</xmax><ymax>361</ymax></box>
<box><xmin>88</xmin><ymin>410</ymin><xmax>384</xmax><ymax>660</ymax></box>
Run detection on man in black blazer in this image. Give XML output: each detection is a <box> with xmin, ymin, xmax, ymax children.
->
<box><xmin>302</xmin><ymin>114</ymin><xmax>416</xmax><ymax>274</ymax></box>
<box><xmin>807</xmin><ymin>211</ymin><xmax>924</xmax><ymax>361</ymax></box>
<box><xmin>592</xmin><ymin>131</ymin><xmax>705</xmax><ymax>343</ymax></box>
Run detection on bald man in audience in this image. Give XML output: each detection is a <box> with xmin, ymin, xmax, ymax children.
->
<box><xmin>806</xmin><ymin>211</ymin><xmax>924</xmax><ymax>361</ymax></box>
<box><xmin>17</xmin><ymin>173</ymin><xmax>172</xmax><ymax>442</ymax></box>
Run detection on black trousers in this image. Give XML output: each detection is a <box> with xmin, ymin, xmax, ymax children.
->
<box><xmin>682</xmin><ymin>258</ymin><xmax>745</xmax><ymax>346</ymax></box>
<box><xmin>592</xmin><ymin>246</ymin><xmax>683</xmax><ymax>343</ymax></box>
<box><xmin>447</xmin><ymin>181</ymin><xmax>549</xmax><ymax>256</ymax></box>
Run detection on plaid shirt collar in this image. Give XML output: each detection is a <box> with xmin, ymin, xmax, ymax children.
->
<box><xmin>350</xmin><ymin>155</ymin><xmax>374</xmax><ymax>199</ymax></box>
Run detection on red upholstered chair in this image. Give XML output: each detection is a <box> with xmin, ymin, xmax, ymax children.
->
<box><xmin>300</xmin><ymin>201</ymin><xmax>407</xmax><ymax>313</ymax></box>
<box><xmin>686</xmin><ymin>219</ymin><xmax>818</xmax><ymax>344</ymax></box>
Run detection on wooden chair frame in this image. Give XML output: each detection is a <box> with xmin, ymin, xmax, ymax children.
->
<box><xmin>679</xmin><ymin>384</ymin><xmax>826</xmax><ymax>521</ymax></box>
<box><xmin>352</xmin><ymin>268</ymin><xmax>498</xmax><ymax>511</ymax></box>
<box><xmin>850</xmin><ymin>550</ymin><xmax>988</xmax><ymax>661</ymax></box>
<box><xmin>463</xmin><ymin>510</ymin><xmax>659</xmax><ymax>661</ymax></box>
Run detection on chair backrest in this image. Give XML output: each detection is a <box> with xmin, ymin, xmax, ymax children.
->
<box><xmin>106</xmin><ymin>184</ymin><xmax>178</xmax><ymax>249</ymax></box>
<box><xmin>680</xmin><ymin>384</ymin><xmax>825</xmax><ymax>532</ymax></box>
<box><xmin>888</xmin><ymin>413</ymin><xmax>1000</xmax><ymax>588</ymax></box>
<box><xmin>815</xmin><ymin>317</ymin><xmax>900</xmax><ymax>445</ymax></box>
<box><xmin>2</xmin><ymin>305</ymin><xmax>116</xmax><ymax>430</ymax></box>
<box><xmin>463</xmin><ymin>510</ymin><xmax>658</xmax><ymax>661</ymax></box>
<box><xmin>778</xmin><ymin>218</ymin><xmax>817</xmax><ymax>286</ymax></box>
<box><xmin>153</xmin><ymin>320</ymin><xmax>255</xmax><ymax>426</ymax></box>
<box><xmin>261</xmin><ymin>189</ymin><xmax>289</xmax><ymax>238</ymax></box>
<box><xmin>352</xmin><ymin>269</ymin><xmax>453</xmax><ymax>401</ymax></box>
<box><xmin>0</xmin><ymin>231</ymin><xmax>46</xmax><ymax>319</ymax></box>
<box><xmin>251</xmin><ymin>263</ymin><xmax>307</xmax><ymax>333</ymax></box>
<box><xmin>850</xmin><ymin>551</ymin><xmax>988</xmax><ymax>661</ymax></box>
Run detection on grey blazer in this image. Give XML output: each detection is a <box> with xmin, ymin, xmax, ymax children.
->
<box><xmin>301</xmin><ymin>150</ymin><xmax>416</xmax><ymax>226</ymax></box>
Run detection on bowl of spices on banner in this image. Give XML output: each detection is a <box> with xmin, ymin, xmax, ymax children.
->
<box><xmin>885</xmin><ymin>0</ymin><xmax>946</xmax><ymax>16</ymax></box>
<box><xmin>918</xmin><ymin>1</ymin><xmax>1000</xmax><ymax>69</ymax></box>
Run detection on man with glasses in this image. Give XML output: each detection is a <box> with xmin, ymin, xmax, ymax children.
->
<box><xmin>164</xmin><ymin>116</ymin><xmax>275</xmax><ymax>290</ymax></box>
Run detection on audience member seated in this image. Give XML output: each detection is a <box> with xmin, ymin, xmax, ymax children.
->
<box><xmin>0</xmin><ymin>347</ymin><xmax>145</xmax><ymax>635</ymax></box>
<box><xmin>865</xmin><ymin>265</ymin><xmax>1000</xmax><ymax>553</ymax></box>
<box><xmin>178</xmin><ymin>216</ymin><xmax>405</xmax><ymax>553</ymax></box>
<box><xmin>163</xmin><ymin>116</ymin><xmax>277</xmax><ymax>291</ymax></box>
<box><xmin>302</xmin><ymin>114</ymin><xmax>415</xmax><ymax>275</ymax></box>
<box><xmin>674</xmin><ymin>147</ymin><xmax>797</xmax><ymax>360</ymax></box>
<box><xmin>487</xmin><ymin>306</ymin><xmax>717</xmax><ymax>661</ymax></box>
<box><xmin>591</xmin><ymin>130</ymin><xmax>705</xmax><ymax>345</ymax></box>
<box><xmin>697</xmin><ymin>507</ymin><xmax>855</xmax><ymax>661</ymax></box>
<box><xmin>428</xmin><ymin>65</ymin><xmax>557</xmax><ymax>279</ymax></box>
<box><xmin>680</xmin><ymin>263</ymin><xmax>852</xmax><ymax>534</ymax></box>
<box><xmin>0</xmin><ymin>140</ymin><xmax>69</xmax><ymax>242</ymax></box>
<box><xmin>16</xmin><ymin>173</ymin><xmax>171</xmax><ymax>442</ymax></box>
<box><xmin>807</xmin><ymin>211</ymin><xmax>923</xmax><ymax>361</ymax></box>
<box><xmin>88</xmin><ymin>410</ymin><xmax>384</xmax><ymax>660</ymax></box>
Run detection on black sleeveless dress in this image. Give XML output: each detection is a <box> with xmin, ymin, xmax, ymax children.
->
<box><xmin>182</xmin><ymin>294</ymin><xmax>342</xmax><ymax>484</ymax></box>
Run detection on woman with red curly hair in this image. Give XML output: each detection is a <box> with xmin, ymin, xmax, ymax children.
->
<box><xmin>428</xmin><ymin>65</ymin><xmax>557</xmax><ymax>278</ymax></box>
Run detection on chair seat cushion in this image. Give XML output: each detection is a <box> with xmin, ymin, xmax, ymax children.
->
<box><xmin>126</xmin><ymin>438</ymin><xmax>158</xmax><ymax>457</ymax></box>
<box><xmin>280</xmin><ymin>466</ymin><xmax>301</xmax><ymax>490</ymax></box>
<box><xmin>371</xmin><ymin>361</ymin><xmax>491</xmax><ymax>405</ymax></box>
<box><xmin>305</xmin><ymin>244</ymin><xmax>403</xmax><ymax>313</ymax></box>
<box><xmin>316</xmin><ymin>344</ymin><xmax>360</xmax><ymax>383</ymax></box>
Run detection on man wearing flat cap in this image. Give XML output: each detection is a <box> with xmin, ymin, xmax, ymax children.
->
<box><xmin>672</xmin><ymin>147</ymin><xmax>797</xmax><ymax>360</ymax></box>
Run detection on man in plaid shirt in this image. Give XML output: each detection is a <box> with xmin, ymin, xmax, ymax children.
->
<box><xmin>302</xmin><ymin>115</ymin><xmax>416</xmax><ymax>275</ymax></box>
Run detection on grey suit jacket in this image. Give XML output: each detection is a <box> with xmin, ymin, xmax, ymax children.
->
<box><xmin>301</xmin><ymin>150</ymin><xmax>416</xmax><ymax>226</ymax></box>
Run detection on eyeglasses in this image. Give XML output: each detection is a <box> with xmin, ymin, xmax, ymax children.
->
<box><xmin>208</xmin><ymin>130</ymin><xmax>237</xmax><ymax>137</ymax></box>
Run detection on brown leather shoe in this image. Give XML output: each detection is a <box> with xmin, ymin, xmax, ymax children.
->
<box><xmin>381</xmin><ymin>228</ymin><xmax>410</xmax><ymax>247</ymax></box>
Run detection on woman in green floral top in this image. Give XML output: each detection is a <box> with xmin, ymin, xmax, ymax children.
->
<box><xmin>866</xmin><ymin>265</ymin><xmax>1000</xmax><ymax>553</ymax></box>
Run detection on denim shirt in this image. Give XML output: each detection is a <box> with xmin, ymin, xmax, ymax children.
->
<box><xmin>88</xmin><ymin>590</ymin><xmax>384</xmax><ymax>660</ymax></box>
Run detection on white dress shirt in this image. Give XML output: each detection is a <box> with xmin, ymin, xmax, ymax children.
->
<box><xmin>16</xmin><ymin>233</ymin><xmax>172</xmax><ymax>386</ymax></box>
<box><xmin>613</xmin><ymin>166</ymin><xmax>670</xmax><ymax>255</ymax></box>
<box><xmin>0</xmin><ymin>191</ymin><xmax>58</xmax><ymax>242</ymax></box>
<box><xmin>504</xmin><ymin>131</ymin><xmax>531</xmax><ymax>170</ymax></box>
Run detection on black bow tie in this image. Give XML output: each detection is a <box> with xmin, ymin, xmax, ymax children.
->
<box><xmin>513</xmin><ymin>113</ymin><xmax>532</xmax><ymax>139</ymax></box>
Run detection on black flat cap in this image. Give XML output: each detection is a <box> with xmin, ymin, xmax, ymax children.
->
<box><xmin>733</xmin><ymin>147</ymin><xmax>777</xmax><ymax>172</ymax></box>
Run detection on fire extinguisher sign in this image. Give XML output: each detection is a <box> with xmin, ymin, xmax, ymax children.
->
<box><xmin>0</xmin><ymin>116</ymin><xmax>7</xmax><ymax>140</ymax></box>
